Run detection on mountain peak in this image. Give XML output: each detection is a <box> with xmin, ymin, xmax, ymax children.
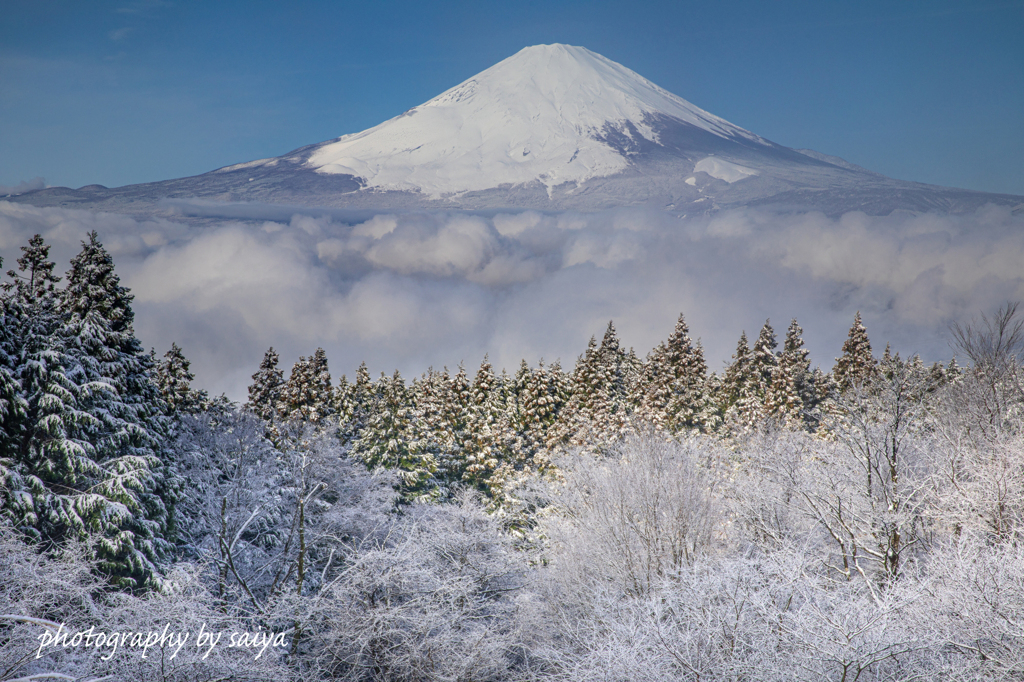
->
<box><xmin>305</xmin><ymin>44</ymin><xmax>762</xmax><ymax>198</ymax></box>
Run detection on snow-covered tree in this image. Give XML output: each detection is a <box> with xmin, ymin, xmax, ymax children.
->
<box><xmin>764</xmin><ymin>318</ymin><xmax>810</xmax><ymax>427</ymax></box>
<box><xmin>638</xmin><ymin>314</ymin><xmax>711</xmax><ymax>433</ymax></box>
<box><xmin>354</xmin><ymin>370</ymin><xmax>435</xmax><ymax>498</ymax></box>
<box><xmin>834</xmin><ymin>311</ymin><xmax>877</xmax><ymax>392</ymax></box>
<box><xmin>462</xmin><ymin>356</ymin><xmax>509</xmax><ymax>496</ymax></box>
<box><xmin>246</xmin><ymin>347</ymin><xmax>284</xmax><ymax>423</ymax></box>
<box><xmin>155</xmin><ymin>343</ymin><xmax>207</xmax><ymax>415</ymax></box>
<box><xmin>557</xmin><ymin>322</ymin><xmax>635</xmax><ymax>451</ymax></box>
<box><xmin>1</xmin><ymin>235</ymin><xmax>168</xmax><ymax>587</ymax></box>
<box><xmin>60</xmin><ymin>234</ymin><xmax>171</xmax><ymax>584</ymax></box>
<box><xmin>337</xmin><ymin>361</ymin><xmax>374</xmax><ymax>447</ymax></box>
<box><xmin>279</xmin><ymin>347</ymin><xmax>334</xmax><ymax>425</ymax></box>
<box><xmin>719</xmin><ymin>329</ymin><xmax>766</xmax><ymax>431</ymax></box>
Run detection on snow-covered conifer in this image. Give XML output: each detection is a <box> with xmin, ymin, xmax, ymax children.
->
<box><xmin>354</xmin><ymin>370</ymin><xmax>435</xmax><ymax>497</ymax></box>
<box><xmin>247</xmin><ymin>347</ymin><xmax>284</xmax><ymax>422</ymax></box>
<box><xmin>279</xmin><ymin>348</ymin><xmax>334</xmax><ymax>425</ymax></box>
<box><xmin>834</xmin><ymin>311</ymin><xmax>877</xmax><ymax>392</ymax></box>
<box><xmin>638</xmin><ymin>314</ymin><xmax>710</xmax><ymax>433</ymax></box>
<box><xmin>563</xmin><ymin>322</ymin><xmax>634</xmax><ymax>449</ymax></box>
<box><xmin>337</xmin><ymin>361</ymin><xmax>374</xmax><ymax>446</ymax></box>
<box><xmin>60</xmin><ymin>234</ymin><xmax>170</xmax><ymax>583</ymax></box>
<box><xmin>462</xmin><ymin>356</ymin><xmax>508</xmax><ymax>495</ymax></box>
<box><xmin>764</xmin><ymin>318</ymin><xmax>810</xmax><ymax>427</ymax></box>
<box><xmin>156</xmin><ymin>343</ymin><xmax>207</xmax><ymax>414</ymax></box>
<box><xmin>1</xmin><ymin>235</ymin><xmax>166</xmax><ymax>587</ymax></box>
<box><xmin>719</xmin><ymin>330</ymin><xmax>765</xmax><ymax>430</ymax></box>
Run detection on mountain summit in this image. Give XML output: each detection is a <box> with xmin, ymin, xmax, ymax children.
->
<box><xmin>302</xmin><ymin>44</ymin><xmax>766</xmax><ymax>198</ymax></box>
<box><xmin>13</xmin><ymin>44</ymin><xmax>1022</xmax><ymax>216</ymax></box>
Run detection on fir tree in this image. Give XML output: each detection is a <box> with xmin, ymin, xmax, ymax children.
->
<box><xmin>0</xmin><ymin>255</ymin><xmax>27</xmax><ymax>462</ymax></box>
<box><xmin>462</xmin><ymin>356</ymin><xmax>507</xmax><ymax>494</ymax></box>
<box><xmin>834</xmin><ymin>311</ymin><xmax>877</xmax><ymax>392</ymax></box>
<box><xmin>765</xmin><ymin>319</ymin><xmax>810</xmax><ymax>427</ymax></box>
<box><xmin>62</xmin><ymin>231</ymin><xmax>135</xmax><ymax>334</ymax></box>
<box><xmin>0</xmin><ymin>235</ymin><xmax>94</xmax><ymax>546</ymax></box>
<box><xmin>2</xmin><ymin>235</ymin><xmax>168</xmax><ymax>587</ymax></box>
<box><xmin>61</xmin><ymin>234</ymin><xmax>170</xmax><ymax>583</ymax></box>
<box><xmin>354</xmin><ymin>370</ymin><xmax>435</xmax><ymax>498</ymax></box>
<box><xmin>247</xmin><ymin>347</ymin><xmax>284</xmax><ymax>423</ymax></box>
<box><xmin>279</xmin><ymin>348</ymin><xmax>334</xmax><ymax>425</ymax></box>
<box><xmin>156</xmin><ymin>343</ymin><xmax>207</xmax><ymax>414</ymax></box>
<box><xmin>639</xmin><ymin>314</ymin><xmax>710</xmax><ymax>433</ymax></box>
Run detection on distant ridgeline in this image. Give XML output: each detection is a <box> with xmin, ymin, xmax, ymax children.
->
<box><xmin>0</xmin><ymin>233</ymin><xmax>956</xmax><ymax>586</ymax></box>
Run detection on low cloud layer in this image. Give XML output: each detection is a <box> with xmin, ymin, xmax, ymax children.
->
<box><xmin>2</xmin><ymin>200</ymin><xmax>1021</xmax><ymax>400</ymax></box>
<box><xmin>0</xmin><ymin>177</ymin><xmax>46</xmax><ymax>197</ymax></box>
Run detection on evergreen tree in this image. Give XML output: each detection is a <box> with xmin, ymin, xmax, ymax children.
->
<box><xmin>354</xmin><ymin>370</ymin><xmax>435</xmax><ymax>498</ymax></box>
<box><xmin>247</xmin><ymin>347</ymin><xmax>284</xmax><ymax>422</ymax></box>
<box><xmin>462</xmin><ymin>356</ymin><xmax>507</xmax><ymax>493</ymax></box>
<box><xmin>719</xmin><ymin>331</ymin><xmax>760</xmax><ymax>429</ymax></box>
<box><xmin>568</xmin><ymin>322</ymin><xmax>633</xmax><ymax>448</ymax></box>
<box><xmin>639</xmin><ymin>314</ymin><xmax>710</xmax><ymax>433</ymax></box>
<box><xmin>834</xmin><ymin>311</ymin><xmax>877</xmax><ymax>392</ymax></box>
<box><xmin>60</xmin><ymin>234</ymin><xmax>170</xmax><ymax>583</ymax></box>
<box><xmin>411</xmin><ymin>367</ymin><xmax>459</xmax><ymax>494</ymax></box>
<box><xmin>0</xmin><ymin>255</ymin><xmax>27</xmax><ymax>463</ymax></box>
<box><xmin>0</xmin><ymin>235</ymin><xmax>93</xmax><ymax>546</ymax></box>
<box><xmin>62</xmin><ymin>231</ymin><xmax>135</xmax><ymax>335</ymax></box>
<box><xmin>279</xmin><ymin>348</ymin><xmax>334</xmax><ymax>425</ymax></box>
<box><xmin>156</xmin><ymin>343</ymin><xmax>207</xmax><ymax>414</ymax></box>
<box><xmin>2</xmin><ymin>234</ymin><xmax>168</xmax><ymax>587</ymax></box>
<box><xmin>765</xmin><ymin>319</ymin><xmax>810</xmax><ymax>427</ymax></box>
<box><xmin>338</xmin><ymin>361</ymin><xmax>374</xmax><ymax>447</ymax></box>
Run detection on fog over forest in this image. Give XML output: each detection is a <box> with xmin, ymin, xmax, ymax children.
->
<box><xmin>3</xmin><ymin>209</ymin><xmax>1024</xmax><ymax>681</ymax></box>
<box><xmin>3</xmin><ymin>200</ymin><xmax>1022</xmax><ymax>398</ymax></box>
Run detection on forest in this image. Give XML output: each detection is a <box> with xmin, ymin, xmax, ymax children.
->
<box><xmin>2</xmin><ymin>231</ymin><xmax>1023</xmax><ymax>681</ymax></box>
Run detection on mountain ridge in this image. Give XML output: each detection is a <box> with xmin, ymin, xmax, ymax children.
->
<box><xmin>9</xmin><ymin>43</ymin><xmax>1022</xmax><ymax>218</ymax></box>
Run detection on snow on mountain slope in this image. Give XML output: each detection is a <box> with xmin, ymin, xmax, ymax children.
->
<box><xmin>694</xmin><ymin>157</ymin><xmax>758</xmax><ymax>183</ymax></box>
<box><xmin>306</xmin><ymin>44</ymin><xmax>767</xmax><ymax>198</ymax></box>
<box><xmin>14</xmin><ymin>43</ymin><xmax>1022</xmax><ymax>219</ymax></box>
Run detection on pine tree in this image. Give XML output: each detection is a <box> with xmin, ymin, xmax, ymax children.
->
<box><xmin>1</xmin><ymin>235</ymin><xmax>167</xmax><ymax>587</ymax></box>
<box><xmin>156</xmin><ymin>343</ymin><xmax>207</xmax><ymax>414</ymax></box>
<box><xmin>765</xmin><ymin>319</ymin><xmax>810</xmax><ymax>427</ymax></box>
<box><xmin>462</xmin><ymin>356</ymin><xmax>507</xmax><ymax>493</ymax></box>
<box><xmin>834</xmin><ymin>311</ymin><xmax>877</xmax><ymax>392</ymax></box>
<box><xmin>247</xmin><ymin>347</ymin><xmax>284</xmax><ymax>422</ymax></box>
<box><xmin>638</xmin><ymin>314</ymin><xmax>710</xmax><ymax>433</ymax></box>
<box><xmin>279</xmin><ymin>348</ymin><xmax>334</xmax><ymax>425</ymax></box>
<box><xmin>354</xmin><ymin>370</ymin><xmax>435</xmax><ymax>498</ymax></box>
<box><xmin>60</xmin><ymin>234</ymin><xmax>170</xmax><ymax>583</ymax></box>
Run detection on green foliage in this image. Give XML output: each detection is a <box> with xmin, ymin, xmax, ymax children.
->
<box><xmin>0</xmin><ymin>233</ymin><xmax>170</xmax><ymax>588</ymax></box>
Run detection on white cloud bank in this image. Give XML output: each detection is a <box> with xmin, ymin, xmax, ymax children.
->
<box><xmin>2</xmin><ymin>200</ymin><xmax>1021</xmax><ymax>400</ymax></box>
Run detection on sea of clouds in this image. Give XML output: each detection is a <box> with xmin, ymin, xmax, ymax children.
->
<box><xmin>1</xmin><ymin>199</ymin><xmax>1021</xmax><ymax>400</ymax></box>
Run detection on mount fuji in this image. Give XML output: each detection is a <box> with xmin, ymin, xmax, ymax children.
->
<box><xmin>11</xmin><ymin>44</ymin><xmax>1022</xmax><ymax>217</ymax></box>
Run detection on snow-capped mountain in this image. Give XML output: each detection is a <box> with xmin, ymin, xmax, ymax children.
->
<box><xmin>302</xmin><ymin>44</ymin><xmax>767</xmax><ymax>198</ymax></box>
<box><xmin>12</xmin><ymin>44</ymin><xmax>1022</xmax><ymax>216</ymax></box>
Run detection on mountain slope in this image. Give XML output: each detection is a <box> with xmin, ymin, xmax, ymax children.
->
<box><xmin>10</xmin><ymin>44</ymin><xmax>1022</xmax><ymax>217</ymax></box>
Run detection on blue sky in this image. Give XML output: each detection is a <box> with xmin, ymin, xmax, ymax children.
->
<box><xmin>1</xmin><ymin>0</ymin><xmax>1022</xmax><ymax>195</ymax></box>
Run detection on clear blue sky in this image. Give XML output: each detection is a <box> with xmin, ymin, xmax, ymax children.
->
<box><xmin>2</xmin><ymin>0</ymin><xmax>1022</xmax><ymax>195</ymax></box>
